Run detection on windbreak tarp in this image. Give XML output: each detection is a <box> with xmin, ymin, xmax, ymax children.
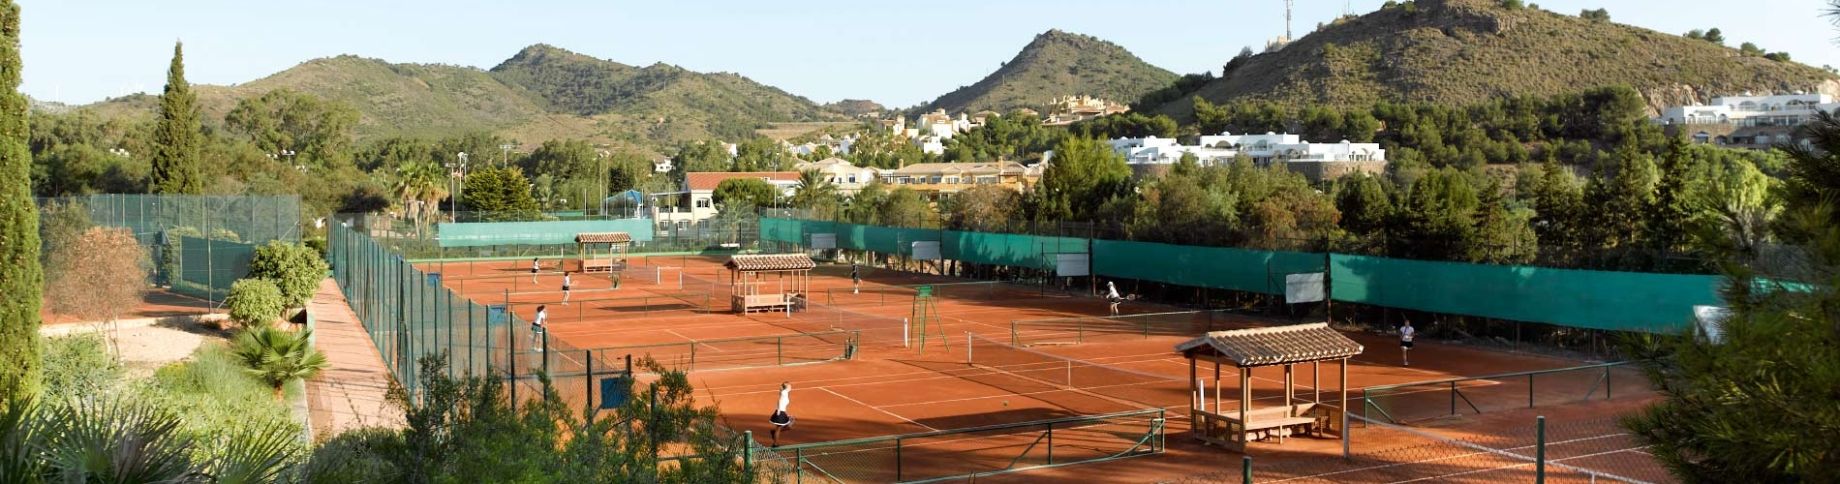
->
<box><xmin>436</xmin><ymin>219</ymin><xmax>656</xmax><ymax>247</ymax></box>
<box><xmin>1329</xmin><ymin>254</ymin><xmax>1720</xmax><ymax>332</ymax></box>
<box><xmin>1093</xmin><ymin>240</ymin><xmax>1323</xmax><ymax>295</ymax></box>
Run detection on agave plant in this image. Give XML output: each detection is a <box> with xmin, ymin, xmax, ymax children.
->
<box><xmin>230</xmin><ymin>326</ymin><xmax>330</xmax><ymax>392</ymax></box>
<box><xmin>0</xmin><ymin>397</ymin><xmax>301</xmax><ymax>484</ymax></box>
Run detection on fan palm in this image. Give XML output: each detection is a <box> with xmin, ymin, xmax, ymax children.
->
<box><xmin>0</xmin><ymin>397</ymin><xmax>299</xmax><ymax>483</ymax></box>
<box><xmin>230</xmin><ymin>326</ymin><xmax>330</xmax><ymax>392</ymax></box>
<box><xmin>791</xmin><ymin>169</ymin><xmax>838</xmax><ymax>210</ymax></box>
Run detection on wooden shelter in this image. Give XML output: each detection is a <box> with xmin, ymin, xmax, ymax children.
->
<box><xmin>572</xmin><ymin>232</ymin><xmax>632</xmax><ymax>274</ymax></box>
<box><xmin>1176</xmin><ymin>323</ymin><xmax>1364</xmax><ymax>452</ymax></box>
<box><xmin>724</xmin><ymin>254</ymin><xmax>815</xmax><ymax>313</ymax></box>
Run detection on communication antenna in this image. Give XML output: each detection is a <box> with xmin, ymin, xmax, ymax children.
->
<box><xmin>1285</xmin><ymin>0</ymin><xmax>1294</xmax><ymax>40</ymax></box>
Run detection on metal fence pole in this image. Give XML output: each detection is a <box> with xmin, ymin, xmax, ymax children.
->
<box><xmin>1046</xmin><ymin>421</ymin><xmax>1054</xmax><ymax>464</ymax></box>
<box><xmin>586</xmin><ymin>349</ymin><xmax>595</xmax><ymax>410</ymax></box>
<box><xmin>1242</xmin><ymin>455</ymin><xmax>1253</xmax><ymax>484</ymax></box>
<box><xmin>1535</xmin><ymin>416</ymin><xmax>1547</xmax><ymax>483</ymax></box>
<box><xmin>895</xmin><ymin>437</ymin><xmax>903</xmax><ymax>482</ymax></box>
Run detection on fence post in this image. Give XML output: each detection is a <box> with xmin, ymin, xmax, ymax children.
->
<box><xmin>586</xmin><ymin>349</ymin><xmax>595</xmax><ymax>410</ymax></box>
<box><xmin>742</xmin><ymin>430</ymin><xmax>754</xmax><ymax>474</ymax></box>
<box><xmin>1535</xmin><ymin>416</ymin><xmax>1546</xmax><ymax>484</ymax></box>
<box><xmin>796</xmin><ymin>448</ymin><xmax>804</xmax><ymax>483</ymax></box>
<box><xmin>777</xmin><ymin>336</ymin><xmax>784</xmax><ymax>366</ymax></box>
<box><xmin>895</xmin><ymin>437</ymin><xmax>903</xmax><ymax>482</ymax></box>
<box><xmin>1605</xmin><ymin>366</ymin><xmax>1613</xmax><ymax>400</ymax></box>
<box><xmin>1242</xmin><ymin>455</ymin><xmax>1253</xmax><ymax>484</ymax></box>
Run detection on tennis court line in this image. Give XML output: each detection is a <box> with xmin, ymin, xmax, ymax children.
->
<box><xmin>1262</xmin><ymin>432</ymin><xmax>1646</xmax><ymax>484</ymax></box>
<box><xmin>821</xmin><ymin>387</ymin><xmax>938</xmax><ymax>432</ymax></box>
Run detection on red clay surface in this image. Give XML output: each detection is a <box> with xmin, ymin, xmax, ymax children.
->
<box><xmin>41</xmin><ymin>289</ymin><xmax>216</xmax><ymax>325</ymax></box>
<box><xmin>426</xmin><ymin>255</ymin><xmax>1668</xmax><ymax>483</ymax></box>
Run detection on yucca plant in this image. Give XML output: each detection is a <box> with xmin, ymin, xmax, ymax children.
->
<box><xmin>230</xmin><ymin>326</ymin><xmax>329</xmax><ymax>393</ymax></box>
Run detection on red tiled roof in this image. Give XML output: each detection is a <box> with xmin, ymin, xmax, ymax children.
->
<box><xmin>576</xmin><ymin>232</ymin><xmax>632</xmax><ymax>244</ymax></box>
<box><xmin>1175</xmin><ymin>323</ymin><xmax>1364</xmax><ymax>367</ymax></box>
<box><xmin>725</xmin><ymin>254</ymin><xmax>816</xmax><ymax>272</ymax></box>
<box><xmin>686</xmin><ymin>171</ymin><xmax>800</xmax><ymax>191</ymax></box>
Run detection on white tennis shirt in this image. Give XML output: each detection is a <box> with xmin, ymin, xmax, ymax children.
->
<box><xmin>1400</xmin><ymin>325</ymin><xmax>1415</xmax><ymax>342</ymax></box>
<box><xmin>777</xmin><ymin>387</ymin><xmax>790</xmax><ymax>413</ymax></box>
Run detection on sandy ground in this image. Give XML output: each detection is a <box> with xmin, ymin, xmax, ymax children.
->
<box><xmin>41</xmin><ymin>315</ymin><xmax>231</xmax><ymax>376</ymax></box>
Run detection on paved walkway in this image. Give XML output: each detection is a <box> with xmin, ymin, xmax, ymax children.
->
<box><xmin>307</xmin><ymin>278</ymin><xmax>402</xmax><ymax>438</ymax></box>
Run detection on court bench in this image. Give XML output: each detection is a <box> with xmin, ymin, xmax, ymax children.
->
<box><xmin>1191</xmin><ymin>403</ymin><xmax>1328</xmax><ymax>451</ymax></box>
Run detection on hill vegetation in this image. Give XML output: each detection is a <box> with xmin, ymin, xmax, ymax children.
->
<box><xmin>1157</xmin><ymin>0</ymin><xmax>1839</xmax><ymax>118</ymax></box>
<box><xmin>918</xmin><ymin>30</ymin><xmax>1179</xmax><ymax>115</ymax></box>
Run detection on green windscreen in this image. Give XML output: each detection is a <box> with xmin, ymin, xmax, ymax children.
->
<box><xmin>1329</xmin><ymin>254</ymin><xmax>1719</xmax><ymax>332</ymax></box>
<box><xmin>436</xmin><ymin>219</ymin><xmax>656</xmax><ymax>247</ymax></box>
<box><xmin>1092</xmin><ymin>240</ymin><xmax>1323</xmax><ymax>295</ymax></box>
<box><xmin>944</xmin><ymin>231</ymin><xmax>1085</xmax><ymax>270</ymax></box>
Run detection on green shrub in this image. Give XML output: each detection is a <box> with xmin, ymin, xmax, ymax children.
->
<box><xmin>227</xmin><ymin>278</ymin><xmax>286</xmax><ymax>328</ymax></box>
<box><xmin>230</xmin><ymin>325</ymin><xmax>328</xmax><ymax>389</ymax></box>
<box><xmin>248</xmin><ymin>241</ymin><xmax>329</xmax><ymax>308</ymax></box>
<box><xmin>140</xmin><ymin>343</ymin><xmax>305</xmax><ymax>465</ymax></box>
<box><xmin>39</xmin><ymin>332</ymin><xmax>120</xmax><ymax>403</ymax></box>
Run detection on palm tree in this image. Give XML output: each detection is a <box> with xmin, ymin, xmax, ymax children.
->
<box><xmin>391</xmin><ymin>161</ymin><xmax>447</xmax><ymax>232</ymax></box>
<box><xmin>230</xmin><ymin>326</ymin><xmax>329</xmax><ymax>393</ymax></box>
<box><xmin>791</xmin><ymin>169</ymin><xmax>838</xmax><ymax>212</ymax></box>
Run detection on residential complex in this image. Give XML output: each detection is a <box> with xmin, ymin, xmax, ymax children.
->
<box><xmin>1109</xmin><ymin>132</ymin><xmax>1386</xmax><ymax>181</ymax></box>
<box><xmin>1656</xmin><ymin>92</ymin><xmax>1835</xmax><ymax>149</ymax></box>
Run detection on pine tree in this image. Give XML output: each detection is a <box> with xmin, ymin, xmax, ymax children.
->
<box><xmin>149</xmin><ymin>41</ymin><xmax>204</xmax><ymax>194</ymax></box>
<box><xmin>0</xmin><ymin>0</ymin><xmax>43</xmax><ymax>399</ymax></box>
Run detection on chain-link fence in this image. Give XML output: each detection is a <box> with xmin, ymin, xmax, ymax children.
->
<box><xmin>38</xmin><ymin>195</ymin><xmax>302</xmax><ymax>307</ymax></box>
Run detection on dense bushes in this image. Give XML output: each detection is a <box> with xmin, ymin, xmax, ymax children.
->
<box><xmin>227</xmin><ymin>278</ymin><xmax>286</xmax><ymax>328</ymax></box>
<box><xmin>247</xmin><ymin>241</ymin><xmax>329</xmax><ymax>308</ymax></box>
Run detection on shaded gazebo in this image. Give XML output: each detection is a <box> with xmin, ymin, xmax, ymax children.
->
<box><xmin>725</xmin><ymin>254</ymin><xmax>815</xmax><ymax>313</ymax></box>
<box><xmin>1176</xmin><ymin>323</ymin><xmax>1364</xmax><ymax>452</ymax></box>
<box><xmin>572</xmin><ymin>232</ymin><xmax>632</xmax><ymax>274</ymax></box>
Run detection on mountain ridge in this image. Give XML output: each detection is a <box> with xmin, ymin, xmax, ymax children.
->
<box><xmin>916</xmin><ymin>29</ymin><xmax>1179</xmax><ymax>115</ymax></box>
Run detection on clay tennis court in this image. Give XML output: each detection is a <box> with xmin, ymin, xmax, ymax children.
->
<box><xmin>422</xmin><ymin>254</ymin><xmax>1664</xmax><ymax>482</ymax></box>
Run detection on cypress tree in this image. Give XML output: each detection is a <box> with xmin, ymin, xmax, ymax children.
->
<box><xmin>0</xmin><ymin>0</ymin><xmax>43</xmax><ymax>398</ymax></box>
<box><xmin>149</xmin><ymin>41</ymin><xmax>204</xmax><ymax>194</ymax></box>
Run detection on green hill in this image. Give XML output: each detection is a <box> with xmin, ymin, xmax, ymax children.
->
<box><xmin>78</xmin><ymin>45</ymin><xmax>840</xmax><ymax>148</ymax></box>
<box><xmin>918</xmin><ymin>29</ymin><xmax>1179</xmax><ymax>114</ymax></box>
<box><xmin>1160</xmin><ymin>0</ymin><xmax>1840</xmax><ymax>117</ymax></box>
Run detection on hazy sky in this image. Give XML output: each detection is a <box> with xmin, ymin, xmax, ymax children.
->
<box><xmin>18</xmin><ymin>0</ymin><xmax>1840</xmax><ymax>107</ymax></box>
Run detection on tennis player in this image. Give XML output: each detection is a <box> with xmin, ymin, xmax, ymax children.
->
<box><xmin>531</xmin><ymin>305</ymin><xmax>548</xmax><ymax>353</ymax></box>
<box><xmin>1105</xmin><ymin>281</ymin><xmax>1122</xmax><ymax>316</ymax></box>
<box><xmin>530</xmin><ymin>257</ymin><xmax>541</xmax><ymax>285</ymax></box>
<box><xmin>769</xmin><ymin>382</ymin><xmax>795</xmax><ymax>446</ymax></box>
<box><xmin>561</xmin><ymin>272</ymin><xmax>573</xmax><ymax>305</ymax></box>
<box><xmin>851</xmin><ymin>264</ymin><xmax>861</xmax><ymax>294</ymax></box>
<box><xmin>1399</xmin><ymin>319</ymin><xmax>1416</xmax><ymax>366</ymax></box>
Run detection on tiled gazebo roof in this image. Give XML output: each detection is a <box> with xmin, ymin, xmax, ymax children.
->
<box><xmin>725</xmin><ymin>254</ymin><xmax>816</xmax><ymax>272</ymax></box>
<box><xmin>576</xmin><ymin>232</ymin><xmax>633</xmax><ymax>244</ymax></box>
<box><xmin>1175</xmin><ymin>323</ymin><xmax>1364</xmax><ymax>367</ymax></box>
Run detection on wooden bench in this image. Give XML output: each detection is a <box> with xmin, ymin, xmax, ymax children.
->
<box><xmin>1193</xmin><ymin>403</ymin><xmax>1325</xmax><ymax>450</ymax></box>
<box><xmin>577</xmin><ymin>259</ymin><xmax>627</xmax><ymax>274</ymax></box>
<box><xmin>732</xmin><ymin>294</ymin><xmax>792</xmax><ymax>313</ymax></box>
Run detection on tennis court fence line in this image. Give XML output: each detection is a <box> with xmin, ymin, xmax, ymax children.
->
<box><xmin>966</xmin><ymin>333</ymin><xmax>1190</xmax><ymax>412</ymax></box>
<box><xmin>1167</xmin><ymin>413</ymin><xmax>1668</xmax><ymax>483</ymax></box>
<box><xmin>766</xmin><ymin>408</ymin><xmax>1166</xmax><ymax>484</ymax></box>
<box><xmin>1360</xmin><ymin>361</ymin><xmax>1655</xmax><ymax>426</ymax></box>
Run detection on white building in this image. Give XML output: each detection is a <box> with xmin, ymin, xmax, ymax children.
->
<box><xmin>652</xmin><ymin>158</ymin><xmax>674</xmax><ymax>174</ymax></box>
<box><xmin>917</xmin><ymin>136</ymin><xmax>946</xmax><ymax>155</ymax></box>
<box><xmin>650</xmin><ymin>171</ymin><xmax>800</xmax><ymax>236</ymax></box>
<box><xmin>793</xmin><ymin>158</ymin><xmax>881</xmax><ymax>194</ymax></box>
<box><xmin>1658</xmin><ymin>93</ymin><xmax>1840</xmax><ymax>127</ymax></box>
<box><xmin>1109</xmin><ymin>132</ymin><xmax>1386</xmax><ymax>181</ymax></box>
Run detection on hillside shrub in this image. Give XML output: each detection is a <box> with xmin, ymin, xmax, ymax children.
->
<box><xmin>248</xmin><ymin>241</ymin><xmax>329</xmax><ymax>308</ymax></box>
<box><xmin>39</xmin><ymin>332</ymin><xmax>120</xmax><ymax>403</ymax></box>
<box><xmin>227</xmin><ymin>278</ymin><xmax>286</xmax><ymax>328</ymax></box>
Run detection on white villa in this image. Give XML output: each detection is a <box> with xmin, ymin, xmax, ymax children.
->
<box><xmin>1109</xmin><ymin>132</ymin><xmax>1386</xmax><ymax>181</ymax></box>
<box><xmin>1658</xmin><ymin>93</ymin><xmax>1840</xmax><ymax>127</ymax></box>
<box><xmin>793</xmin><ymin>157</ymin><xmax>882</xmax><ymax>194</ymax></box>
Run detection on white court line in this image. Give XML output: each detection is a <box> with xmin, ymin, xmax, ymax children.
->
<box><xmin>1264</xmin><ymin>433</ymin><xmax>1634</xmax><ymax>483</ymax></box>
<box><xmin>664</xmin><ymin>329</ymin><xmax>723</xmax><ymax>352</ymax></box>
<box><xmin>821</xmin><ymin>387</ymin><xmax>937</xmax><ymax>431</ymax></box>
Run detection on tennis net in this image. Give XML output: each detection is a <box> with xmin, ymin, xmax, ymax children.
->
<box><xmin>820</xmin><ymin>280</ymin><xmax>1068</xmax><ymax>308</ymax></box>
<box><xmin>1010</xmin><ymin>309</ymin><xmax>1240</xmax><ymax>346</ymax></box>
<box><xmin>568</xmin><ymin>330</ymin><xmax>859</xmax><ymax>374</ymax></box>
<box><xmin>966</xmin><ymin>333</ymin><xmax>1190</xmax><ymax>412</ymax></box>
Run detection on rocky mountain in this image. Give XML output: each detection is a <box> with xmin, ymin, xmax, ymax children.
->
<box><xmin>917</xmin><ymin>30</ymin><xmax>1179</xmax><ymax>115</ymax></box>
<box><xmin>1158</xmin><ymin>0</ymin><xmax>1840</xmax><ymax>118</ymax></box>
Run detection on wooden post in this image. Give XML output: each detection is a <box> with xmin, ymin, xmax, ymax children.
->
<box><xmin>1188</xmin><ymin>354</ymin><xmax>1198</xmax><ymax>415</ymax></box>
<box><xmin>1313</xmin><ymin>361</ymin><xmax>1321</xmax><ymax>403</ymax></box>
<box><xmin>1340</xmin><ymin>357</ymin><xmax>1351</xmax><ymax>459</ymax></box>
<box><xmin>1239</xmin><ymin>367</ymin><xmax>1251</xmax><ymax>447</ymax></box>
<box><xmin>1213</xmin><ymin>359</ymin><xmax>1221</xmax><ymax>414</ymax></box>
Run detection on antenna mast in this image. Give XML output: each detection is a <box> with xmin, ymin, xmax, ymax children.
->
<box><xmin>1285</xmin><ymin>0</ymin><xmax>1294</xmax><ymax>40</ymax></box>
